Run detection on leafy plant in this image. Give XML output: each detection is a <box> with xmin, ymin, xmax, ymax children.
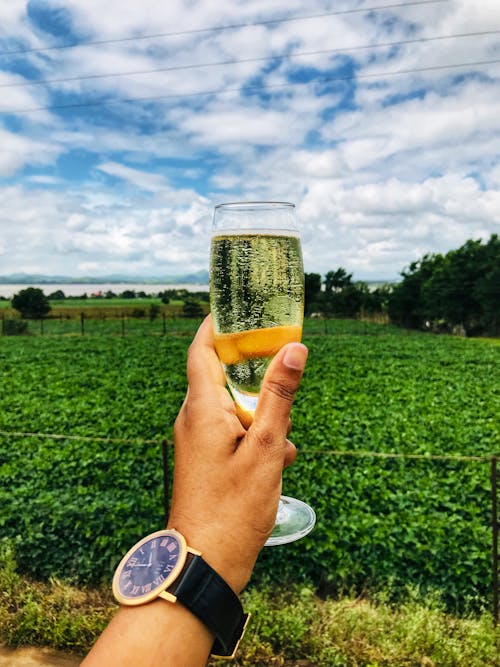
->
<box><xmin>11</xmin><ymin>287</ymin><xmax>51</xmax><ymax>319</ymax></box>
<box><xmin>0</xmin><ymin>321</ymin><xmax>498</xmax><ymax>614</ymax></box>
<box><xmin>1</xmin><ymin>318</ymin><xmax>28</xmax><ymax>335</ymax></box>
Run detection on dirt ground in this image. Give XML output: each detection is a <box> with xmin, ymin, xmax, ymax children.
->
<box><xmin>0</xmin><ymin>646</ymin><xmax>82</xmax><ymax>667</ymax></box>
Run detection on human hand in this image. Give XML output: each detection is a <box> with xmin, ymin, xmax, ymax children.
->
<box><xmin>167</xmin><ymin>315</ymin><xmax>308</xmax><ymax>594</ymax></box>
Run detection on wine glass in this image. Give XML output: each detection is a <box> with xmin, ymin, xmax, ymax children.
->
<box><xmin>209</xmin><ymin>201</ymin><xmax>316</xmax><ymax>546</ymax></box>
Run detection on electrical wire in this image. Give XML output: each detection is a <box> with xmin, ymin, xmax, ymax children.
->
<box><xmin>2</xmin><ymin>29</ymin><xmax>499</xmax><ymax>90</ymax></box>
<box><xmin>0</xmin><ymin>0</ymin><xmax>451</xmax><ymax>57</ymax></box>
<box><xmin>1</xmin><ymin>57</ymin><xmax>499</xmax><ymax>116</ymax></box>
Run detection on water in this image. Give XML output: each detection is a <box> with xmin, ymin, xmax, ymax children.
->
<box><xmin>0</xmin><ymin>283</ymin><xmax>208</xmax><ymax>299</ymax></box>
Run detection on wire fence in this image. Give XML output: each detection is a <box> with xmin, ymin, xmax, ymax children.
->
<box><xmin>0</xmin><ymin>428</ymin><xmax>498</xmax><ymax>623</ymax></box>
<box><xmin>0</xmin><ymin>312</ymin><xmax>391</xmax><ymax>338</ymax></box>
<box><xmin>0</xmin><ymin>312</ymin><xmax>203</xmax><ymax>337</ymax></box>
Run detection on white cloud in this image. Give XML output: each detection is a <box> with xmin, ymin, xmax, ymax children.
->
<box><xmin>0</xmin><ymin>0</ymin><xmax>499</xmax><ymax>281</ymax></box>
<box><xmin>0</xmin><ymin>180</ymin><xmax>212</xmax><ymax>276</ymax></box>
<box><xmin>97</xmin><ymin>162</ymin><xmax>168</xmax><ymax>192</ymax></box>
<box><xmin>180</xmin><ymin>105</ymin><xmax>294</xmax><ymax>146</ymax></box>
<box><xmin>0</xmin><ymin>128</ymin><xmax>62</xmax><ymax>176</ymax></box>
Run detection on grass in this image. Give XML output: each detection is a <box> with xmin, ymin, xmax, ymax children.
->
<box><xmin>0</xmin><ymin>301</ymin><xmax>184</xmax><ymax>318</ymax></box>
<box><xmin>0</xmin><ymin>295</ymin><xmax>207</xmax><ymax>319</ymax></box>
<box><xmin>0</xmin><ymin>543</ymin><xmax>498</xmax><ymax>666</ymax></box>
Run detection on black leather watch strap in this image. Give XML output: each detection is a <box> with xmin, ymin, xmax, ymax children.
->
<box><xmin>169</xmin><ymin>554</ymin><xmax>249</xmax><ymax>658</ymax></box>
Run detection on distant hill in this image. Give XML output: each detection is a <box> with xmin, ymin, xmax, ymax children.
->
<box><xmin>0</xmin><ymin>270</ymin><xmax>210</xmax><ymax>285</ymax></box>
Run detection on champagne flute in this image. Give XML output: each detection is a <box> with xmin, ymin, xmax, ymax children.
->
<box><xmin>209</xmin><ymin>201</ymin><xmax>316</xmax><ymax>546</ymax></box>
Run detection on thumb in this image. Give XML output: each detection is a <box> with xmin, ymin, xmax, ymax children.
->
<box><xmin>251</xmin><ymin>342</ymin><xmax>308</xmax><ymax>444</ymax></box>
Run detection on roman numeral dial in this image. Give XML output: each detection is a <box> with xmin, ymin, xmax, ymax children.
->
<box><xmin>113</xmin><ymin>529</ymin><xmax>188</xmax><ymax>605</ymax></box>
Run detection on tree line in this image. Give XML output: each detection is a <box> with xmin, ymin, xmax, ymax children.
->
<box><xmin>4</xmin><ymin>235</ymin><xmax>499</xmax><ymax>337</ymax></box>
<box><xmin>305</xmin><ymin>268</ymin><xmax>392</xmax><ymax>320</ymax></box>
<box><xmin>5</xmin><ymin>287</ymin><xmax>209</xmax><ymax>321</ymax></box>
<box><xmin>305</xmin><ymin>234</ymin><xmax>499</xmax><ymax>336</ymax></box>
<box><xmin>387</xmin><ymin>234</ymin><xmax>499</xmax><ymax>336</ymax></box>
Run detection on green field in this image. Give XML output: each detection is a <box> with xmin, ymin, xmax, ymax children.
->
<box><xmin>0</xmin><ymin>297</ymin><xmax>194</xmax><ymax>321</ymax></box>
<box><xmin>0</xmin><ymin>319</ymin><xmax>499</xmax><ymax>613</ymax></box>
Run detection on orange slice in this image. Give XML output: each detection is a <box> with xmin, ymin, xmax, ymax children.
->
<box><xmin>235</xmin><ymin>403</ymin><xmax>255</xmax><ymax>429</ymax></box>
<box><xmin>214</xmin><ymin>324</ymin><xmax>302</xmax><ymax>366</ymax></box>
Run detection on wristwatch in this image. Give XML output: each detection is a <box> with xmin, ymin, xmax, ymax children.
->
<box><xmin>112</xmin><ymin>528</ymin><xmax>250</xmax><ymax>659</ymax></box>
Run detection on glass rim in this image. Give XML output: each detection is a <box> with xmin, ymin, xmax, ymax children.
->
<box><xmin>214</xmin><ymin>201</ymin><xmax>295</xmax><ymax>211</ymax></box>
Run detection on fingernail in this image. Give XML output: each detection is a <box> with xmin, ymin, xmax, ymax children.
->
<box><xmin>283</xmin><ymin>343</ymin><xmax>308</xmax><ymax>371</ymax></box>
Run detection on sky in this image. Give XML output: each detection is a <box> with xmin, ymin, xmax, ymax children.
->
<box><xmin>0</xmin><ymin>0</ymin><xmax>499</xmax><ymax>282</ymax></box>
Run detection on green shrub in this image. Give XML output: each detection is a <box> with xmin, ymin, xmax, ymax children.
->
<box><xmin>1</xmin><ymin>318</ymin><xmax>28</xmax><ymax>335</ymax></box>
<box><xmin>0</xmin><ymin>541</ymin><xmax>113</xmax><ymax>654</ymax></box>
<box><xmin>182</xmin><ymin>297</ymin><xmax>204</xmax><ymax>318</ymax></box>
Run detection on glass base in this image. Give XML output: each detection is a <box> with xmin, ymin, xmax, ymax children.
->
<box><xmin>265</xmin><ymin>495</ymin><xmax>316</xmax><ymax>546</ymax></box>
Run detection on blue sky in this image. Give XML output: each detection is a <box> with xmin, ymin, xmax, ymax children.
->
<box><xmin>1</xmin><ymin>0</ymin><xmax>499</xmax><ymax>280</ymax></box>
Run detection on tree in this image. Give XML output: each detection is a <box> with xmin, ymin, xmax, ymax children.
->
<box><xmin>48</xmin><ymin>289</ymin><xmax>66</xmax><ymax>300</ymax></box>
<box><xmin>11</xmin><ymin>287</ymin><xmax>51</xmax><ymax>319</ymax></box>
<box><xmin>474</xmin><ymin>261</ymin><xmax>500</xmax><ymax>334</ymax></box>
<box><xmin>304</xmin><ymin>273</ymin><xmax>322</xmax><ymax>314</ymax></box>
<box><xmin>324</xmin><ymin>268</ymin><xmax>352</xmax><ymax>294</ymax></box>
<box><xmin>158</xmin><ymin>291</ymin><xmax>170</xmax><ymax>304</ymax></box>
<box><xmin>387</xmin><ymin>235</ymin><xmax>500</xmax><ymax>335</ymax></box>
<box><xmin>319</xmin><ymin>267</ymin><xmax>357</xmax><ymax>318</ymax></box>
<box><xmin>387</xmin><ymin>254</ymin><xmax>442</xmax><ymax>329</ymax></box>
<box><xmin>182</xmin><ymin>297</ymin><xmax>204</xmax><ymax>319</ymax></box>
<box><xmin>361</xmin><ymin>284</ymin><xmax>393</xmax><ymax>316</ymax></box>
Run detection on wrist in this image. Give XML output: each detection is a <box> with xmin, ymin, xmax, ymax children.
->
<box><xmin>113</xmin><ymin>527</ymin><xmax>249</xmax><ymax>659</ymax></box>
<box><xmin>166</xmin><ymin>517</ymin><xmax>256</xmax><ymax>595</ymax></box>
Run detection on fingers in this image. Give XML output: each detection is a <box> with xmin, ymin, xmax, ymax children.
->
<box><xmin>186</xmin><ymin>315</ymin><xmax>227</xmax><ymax>397</ymax></box>
<box><xmin>250</xmin><ymin>342</ymin><xmax>308</xmax><ymax>452</ymax></box>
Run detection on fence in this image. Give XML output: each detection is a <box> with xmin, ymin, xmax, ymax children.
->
<box><xmin>0</xmin><ymin>429</ymin><xmax>498</xmax><ymax>624</ymax></box>
<box><xmin>0</xmin><ymin>313</ymin><xmax>387</xmax><ymax>338</ymax></box>
<box><xmin>0</xmin><ymin>312</ymin><xmax>200</xmax><ymax>337</ymax></box>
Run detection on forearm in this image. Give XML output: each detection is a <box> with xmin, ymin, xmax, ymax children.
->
<box><xmin>81</xmin><ymin>600</ymin><xmax>213</xmax><ymax>667</ymax></box>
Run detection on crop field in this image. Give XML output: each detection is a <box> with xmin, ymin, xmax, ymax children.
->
<box><xmin>0</xmin><ymin>319</ymin><xmax>499</xmax><ymax>613</ymax></box>
<box><xmin>0</xmin><ymin>299</ymin><xmax>201</xmax><ymax>325</ymax></box>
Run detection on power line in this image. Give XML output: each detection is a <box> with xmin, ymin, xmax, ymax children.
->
<box><xmin>0</xmin><ymin>430</ymin><xmax>492</xmax><ymax>461</ymax></box>
<box><xmin>301</xmin><ymin>449</ymin><xmax>490</xmax><ymax>462</ymax></box>
<box><xmin>0</xmin><ymin>0</ymin><xmax>450</xmax><ymax>58</ymax></box>
<box><xmin>1</xmin><ymin>57</ymin><xmax>499</xmax><ymax>116</ymax></box>
<box><xmin>2</xmin><ymin>29</ymin><xmax>499</xmax><ymax>90</ymax></box>
<box><xmin>0</xmin><ymin>429</ymin><xmax>165</xmax><ymax>445</ymax></box>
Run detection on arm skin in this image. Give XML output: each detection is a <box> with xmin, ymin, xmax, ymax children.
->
<box><xmin>81</xmin><ymin>315</ymin><xmax>308</xmax><ymax>667</ymax></box>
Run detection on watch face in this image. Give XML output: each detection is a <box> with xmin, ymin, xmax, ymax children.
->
<box><xmin>113</xmin><ymin>529</ymin><xmax>187</xmax><ymax>605</ymax></box>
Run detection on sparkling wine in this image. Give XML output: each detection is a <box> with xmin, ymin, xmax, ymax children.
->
<box><xmin>210</xmin><ymin>232</ymin><xmax>304</xmax><ymax>411</ymax></box>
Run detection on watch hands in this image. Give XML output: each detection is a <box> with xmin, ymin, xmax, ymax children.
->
<box><xmin>132</xmin><ymin>550</ymin><xmax>153</xmax><ymax>568</ymax></box>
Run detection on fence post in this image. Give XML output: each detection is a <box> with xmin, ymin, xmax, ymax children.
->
<box><xmin>162</xmin><ymin>440</ymin><xmax>170</xmax><ymax>524</ymax></box>
<box><xmin>492</xmin><ymin>455</ymin><xmax>499</xmax><ymax>625</ymax></box>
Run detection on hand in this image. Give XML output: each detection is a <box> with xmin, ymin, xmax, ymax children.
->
<box><xmin>81</xmin><ymin>315</ymin><xmax>308</xmax><ymax>667</ymax></box>
<box><xmin>167</xmin><ymin>315</ymin><xmax>308</xmax><ymax>594</ymax></box>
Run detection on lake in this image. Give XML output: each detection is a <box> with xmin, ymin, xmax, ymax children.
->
<box><xmin>0</xmin><ymin>283</ymin><xmax>209</xmax><ymax>299</ymax></box>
